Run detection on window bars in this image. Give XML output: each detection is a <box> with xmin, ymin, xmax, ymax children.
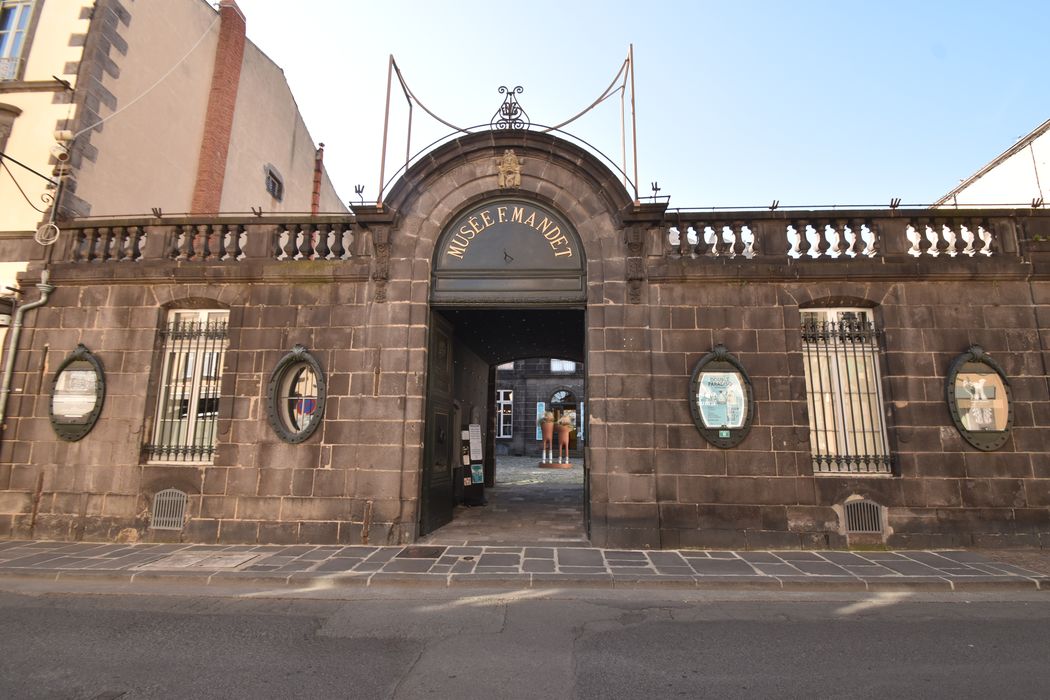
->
<box><xmin>146</xmin><ymin>311</ymin><xmax>229</xmax><ymax>463</ymax></box>
<box><xmin>801</xmin><ymin>310</ymin><xmax>892</xmax><ymax>474</ymax></box>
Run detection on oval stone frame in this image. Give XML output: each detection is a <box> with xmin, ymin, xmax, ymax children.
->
<box><xmin>266</xmin><ymin>345</ymin><xmax>326</xmax><ymax>444</ymax></box>
<box><xmin>946</xmin><ymin>344</ymin><xmax>1012</xmax><ymax>451</ymax></box>
<box><xmin>49</xmin><ymin>344</ymin><xmax>105</xmax><ymax>442</ymax></box>
<box><xmin>688</xmin><ymin>344</ymin><xmax>755</xmax><ymax>449</ymax></box>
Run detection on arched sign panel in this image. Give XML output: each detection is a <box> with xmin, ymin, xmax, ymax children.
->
<box><xmin>432</xmin><ymin>198</ymin><xmax>586</xmax><ymax>305</ymax></box>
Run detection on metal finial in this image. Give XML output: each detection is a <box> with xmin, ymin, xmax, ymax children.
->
<box><xmin>490</xmin><ymin>86</ymin><xmax>530</xmax><ymax>130</ymax></box>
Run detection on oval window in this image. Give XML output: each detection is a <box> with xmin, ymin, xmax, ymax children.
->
<box><xmin>688</xmin><ymin>344</ymin><xmax>754</xmax><ymax>449</ymax></box>
<box><xmin>266</xmin><ymin>345</ymin><xmax>326</xmax><ymax>443</ymax></box>
<box><xmin>946</xmin><ymin>345</ymin><xmax>1012</xmax><ymax>451</ymax></box>
<box><xmin>49</xmin><ymin>344</ymin><xmax>105</xmax><ymax>441</ymax></box>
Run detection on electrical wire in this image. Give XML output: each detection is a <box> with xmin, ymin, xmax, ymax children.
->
<box><xmin>1</xmin><ymin>159</ymin><xmax>48</xmax><ymax>213</ymax></box>
<box><xmin>71</xmin><ymin>12</ymin><xmax>221</xmax><ymax>140</ymax></box>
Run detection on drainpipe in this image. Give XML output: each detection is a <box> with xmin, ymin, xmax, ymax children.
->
<box><xmin>0</xmin><ymin>270</ymin><xmax>55</xmax><ymax>433</ymax></box>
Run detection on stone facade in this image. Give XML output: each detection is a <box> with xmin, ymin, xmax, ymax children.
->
<box><xmin>495</xmin><ymin>359</ymin><xmax>585</xmax><ymax>458</ymax></box>
<box><xmin>0</xmin><ymin>131</ymin><xmax>1048</xmax><ymax>549</ymax></box>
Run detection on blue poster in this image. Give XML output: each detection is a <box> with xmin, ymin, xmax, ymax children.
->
<box><xmin>471</xmin><ymin>464</ymin><xmax>484</xmax><ymax>484</ymax></box>
<box><xmin>535</xmin><ymin>402</ymin><xmax>545</xmax><ymax>440</ymax></box>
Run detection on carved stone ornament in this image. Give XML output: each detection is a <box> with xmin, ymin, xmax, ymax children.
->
<box><xmin>496</xmin><ymin>149</ymin><xmax>523</xmax><ymax>189</ymax></box>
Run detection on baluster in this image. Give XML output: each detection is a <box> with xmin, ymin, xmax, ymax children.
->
<box><xmin>671</xmin><ymin>226</ymin><xmax>685</xmax><ymax>257</ymax></box>
<box><xmin>111</xmin><ymin>226</ymin><xmax>127</xmax><ymax>261</ymax></box>
<box><xmin>841</xmin><ymin>220</ymin><xmax>857</xmax><ymax>257</ymax></box>
<box><xmin>977</xmin><ymin>218</ymin><xmax>996</xmax><ymax>256</ymax></box>
<box><xmin>690</xmin><ymin>226</ymin><xmax>704</xmax><ymax>256</ymax></box>
<box><xmin>224</xmin><ymin>223</ymin><xmax>240</xmax><ymax>261</ymax></box>
<box><xmin>316</xmin><ymin>223</ymin><xmax>331</xmax><ymax>260</ymax></box>
<box><xmin>73</xmin><ymin>228</ymin><xmax>89</xmax><ymax>262</ymax></box>
<box><xmin>297</xmin><ymin>223</ymin><xmax>314</xmax><ymax>259</ymax></box>
<box><xmin>787</xmin><ymin>223</ymin><xmax>802</xmax><ymax>258</ymax></box>
<box><xmin>127</xmin><ymin>226</ymin><xmax>143</xmax><ymax>261</ymax></box>
<box><xmin>921</xmin><ymin>219</ymin><xmax>939</xmax><ymax>257</ymax></box>
<box><xmin>825</xmin><ymin>222</ymin><xmax>842</xmax><ymax>258</ymax></box>
<box><xmin>911</xmin><ymin>218</ymin><xmax>930</xmax><ymax>256</ymax></box>
<box><xmin>719</xmin><ymin>225</ymin><xmax>735</xmax><ymax>258</ymax></box>
<box><xmin>799</xmin><ymin>220</ymin><xmax>818</xmax><ymax>258</ymax></box>
<box><xmin>102</xmin><ymin>226</ymin><xmax>117</xmax><ymax>261</ymax></box>
<box><xmin>942</xmin><ymin>223</ymin><xmax>959</xmax><ymax>256</ymax></box>
<box><xmin>864</xmin><ymin>221</ymin><xmax>879</xmax><ymax>257</ymax></box>
<box><xmin>176</xmin><ymin>225</ymin><xmax>192</xmax><ymax>261</ymax></box>
<box><xmin>330</xmin><ymin>223</ymin><xmax>346</xmax><ymax>259</ymax></box>
<box><xmin>740</xmin><ymin>224</ymin><xmax>756</xmax><ymax>258</ymax></box>
<box><xmin>87</xmin><ymin>227</ymin><xmax>105</xmax><ymax>262</ymax></box>
<box><xmin>273</xmin><ymin>225</ymin><xmax>288</xmax><ymax>260</ymax></box>
<box><xmin>195</xmin><ymin>224</ymin><xmax>211</xmax><ymax>261</ymax></box>
<box><xmin>703</xmin><ymin>224</ymin><xmax>719</xmax><ymax>257</ymax></box>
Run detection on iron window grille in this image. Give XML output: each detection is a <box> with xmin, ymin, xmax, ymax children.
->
<box><xmin>146</xmin><ymin>310</ymin><xmax>229</xmax><ymax>463</ymax></box>
<box><xmin>496</xmin><ymin>389</ymin><xmax>513</xmax><ymax>438</ymax></box>
<box><xmin>265</xmin><ymin>167</ymin><xmax>283</xmax><ymax>201</ymax></box>
<box><xmin>801</xmin><ymin>309</ymin><xmax>892</xmax><ymax>474</ymax></box>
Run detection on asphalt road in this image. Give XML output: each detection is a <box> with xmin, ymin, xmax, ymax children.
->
<box><xmin>1</xmin><ymin>587</ymin><xmax>1049</xmax><ymax>699</ymax></box>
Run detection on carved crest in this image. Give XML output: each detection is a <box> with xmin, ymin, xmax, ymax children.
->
<box><xmin>497</xmin><ymin>149</ymin><xmax>523</xmax><ymax>189</ymax></box>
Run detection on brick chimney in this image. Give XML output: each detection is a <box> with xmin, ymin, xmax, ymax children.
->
<box><xmin>190</xmin><ymin>0</ymin><xmax>246</xmax><ymax>214</ymax></box>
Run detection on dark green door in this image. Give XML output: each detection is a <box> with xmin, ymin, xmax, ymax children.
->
<box><xmin>421</xmin><ymin>312</ymin><xmax>455</xmax><ymax>535</ymax></box>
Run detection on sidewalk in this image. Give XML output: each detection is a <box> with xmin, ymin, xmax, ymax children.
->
<box><xmin>0</xmin><ymin>539</ymin><xmax>1047</xmax><ymax>592</ymax></box>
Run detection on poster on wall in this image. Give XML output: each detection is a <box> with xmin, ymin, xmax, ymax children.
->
<box><xmin>535</xmin><ymin>402</ymin><xmax>546</xmax><ymax>440</ymax></box>
<box><xmin>468</xmin><ymin>423</ymin><xmax>483</xmax><ymax>461</ymax></box>
<box><xmin>696</xmin><ymin>371</ymin><xmax>746</xmax><ymax>429</ymax></box>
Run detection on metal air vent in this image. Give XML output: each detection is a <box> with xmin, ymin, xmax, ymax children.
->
<box><xmin>151</xmin><ymin>489</ymin><xmax>188</xmax><ymax>530</ymax></box>
<box><xmin>844</xmin><ymin>499</ymin><xmax>882</xmax><ymax>534</ymax></box>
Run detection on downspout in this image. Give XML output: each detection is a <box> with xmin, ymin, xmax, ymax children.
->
<box><xmin>0</xmin><ymin>270</ymin><xmax>55</xmax><ymax>433</ymax></box>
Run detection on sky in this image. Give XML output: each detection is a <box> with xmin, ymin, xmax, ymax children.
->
<box><xmin>235</xmin><ymin>0</ymin><xmax>1050</xmax><ymax>210</ymax></box>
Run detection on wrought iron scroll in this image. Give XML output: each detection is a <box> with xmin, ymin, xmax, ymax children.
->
<box><xmin>490</xmin><ymin>86</ymin><xmax>530</xmax><ymax>130</ymax></box>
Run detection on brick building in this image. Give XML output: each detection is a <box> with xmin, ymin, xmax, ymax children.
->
<box><xmin>0</xmin><ymin>129</ymin><xmax>1048</xmax><ymax>549</ymax></box>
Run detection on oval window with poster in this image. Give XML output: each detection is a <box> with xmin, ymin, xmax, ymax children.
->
<box><xmin>688</xmin><ymin>344</ymin><xmax>754</xmax><ymax>449</ymax></box>
<box><xmin>266</xmin><ymin>345</ymin><xmax>326</xmax><ymax>443</ymax></box>
<box><xmin>49</xmin><ymin>344</ymin><xmax>105</xmax><ymax>441</ymax></box>
<box><xmin>946</xmin><ymin>345</ymin><xmax>1012</xmax><ymax>451</ymax></box>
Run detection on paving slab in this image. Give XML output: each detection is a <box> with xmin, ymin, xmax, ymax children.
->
<box><xmin>0</xmin><ymin>540</ymin><xmax>1045</xmax><ymax>593</ymax></box>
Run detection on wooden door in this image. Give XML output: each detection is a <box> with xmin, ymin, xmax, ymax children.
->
<box><xmin>420</xmin><ymin>312</ymin><xmax>455</xmax><ymax>535</ymax></box>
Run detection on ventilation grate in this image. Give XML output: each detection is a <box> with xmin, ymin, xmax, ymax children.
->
<box><xmin>844</xmin><ymin>499</ymin><xmax>882</xmax><ymax>534</ymax></box>
<box><xmin>151</xmin><ymin>488</ymin><xmax>188</xmax><ymax>530</ymax></box>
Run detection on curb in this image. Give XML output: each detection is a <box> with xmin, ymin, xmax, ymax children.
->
<box><xmin>0</xmin><ymin>568</ymin><xmax>1046</xmax><ymax>593</ymax></box>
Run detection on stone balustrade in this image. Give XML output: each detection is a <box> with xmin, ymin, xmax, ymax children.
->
<box><xmin>62</xmin><ymin>215</ymin><xmax>358</xmax><ymax>264</ymax></box>
<box><xmin>657</xmin><ymin>209</ymin><xmax>1046</xmax><ymax>262</ymax></box>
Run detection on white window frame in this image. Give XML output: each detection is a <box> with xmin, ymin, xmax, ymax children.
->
<box><xmin>496</xmin><ymin>389</ymin><xmax>513</xmax><ymax>438</ymax></box>
<box><xmin>550</xmin><ymin>359</ymin><xmax>575</xmax><ymax>373</ymax></box>
<box><xmin>801</xmin><ymin>308</ymin><xmax>891</xmax><ymax>475</ymax></box>
<box><xmin>0</xmin><ymin>1</ymin><xmax>34</xmax><ymax>80</ymax></box>
<box><xmin>148</xmin><ymin>309</ymin><xmax>229</xmax><ymax>463</ymax></box>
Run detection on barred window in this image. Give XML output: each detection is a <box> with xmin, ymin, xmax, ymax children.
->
<box><xmin>801</xmin><ymin>308</ymin><xmax>891</xmax><ymax>474</ymax></box>
<box><xmin>147</xmin><ymin>309</ymin><xmax>229</xmax><ymax>463</ymax></box>
<box><xmin>496</xmin><ymin>389</ymin><xmax>513</xmax><ymax>438</ymax></box>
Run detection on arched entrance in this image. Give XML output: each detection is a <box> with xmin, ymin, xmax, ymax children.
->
<box><xmin>420</xmin><ymin>196</ymin><xmax>588</xmax><ymax>541</ymax></box>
